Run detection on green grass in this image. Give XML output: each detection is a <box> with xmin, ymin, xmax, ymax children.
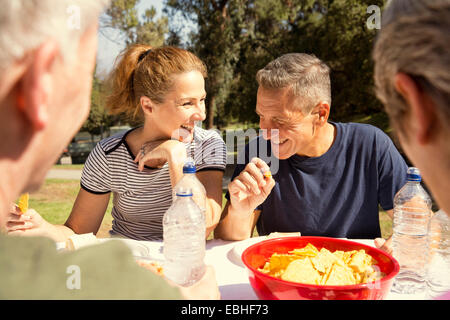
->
<box><xmin>27</xmin><ymin>179</ymin><xmax>113</xmax><ymax>237</ymax></box>
<box><xmin>29</xmin><ymin>179</ymin><xmax>392</xmax><ymax>240</ymax></box>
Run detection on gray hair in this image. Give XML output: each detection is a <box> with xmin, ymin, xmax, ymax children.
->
<box><xmin>0</xmin><ymin>0</ymin><xmax>109</xmax><ymax>71</ymax></box>
<box><xmin>373</xmin><ymin>0</ymin><xmax>450</xmax><ymax>131</ymax></box>
<box><xmin>256</xmin><ymin>53</ymin><xmax>331</xmax><ymax>114</ymax></box>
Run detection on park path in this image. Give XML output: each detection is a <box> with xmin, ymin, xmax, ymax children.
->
<box><xmin>46</xmin><ymin>169</ymin><xmax>82</xmax><ymax>180</ymax></box>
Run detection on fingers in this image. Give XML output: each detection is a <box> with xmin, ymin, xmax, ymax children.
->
<box><xmin>7</xmin><ymin>228</ymin><xmax>42</xmax><ymax>237</ymax></box>
<box><xmin>8</xmin><ymin>203</ymin><xmax>32</xmax><ymax>224</ymax></box>
<box><xmin>250</xmin><ymin>157</ymin><xmax>271</xmax><ymax>174</ymax></box>
<box><xmin>9</xmin><ymin>203</ymin><xmax>27</xmax><ymax>219</ymax></box>
<box><xmin>134</xmin><ymin>149</ymin><xmax>143</xmax><ymax>163</ymax></box>
<box><xmin>233</xmin><ymin>158</ymin><xmax>274</xmax><ymax>195</ymax></box>
<box><xmin>381</xmin><ymin>237</ymin><xmax>393</xmax><ymax>255</ymax></box>
<box><xmin>7</xmin><ymin>221</ymin><xmax>34</xmax><ymax>232</ymax></box>
<box><xmin>7</xmin><ymin>212</ymin><xmax>32</xmax><ymax>222</ymax></box>
<box><xmin>261</xmin><ymin>175</ymin><xmax>276</xmax><ymax>197</ymax></box>
<box><xmin>374</xmin><ymin>238</ymin><xmax>385</xmax><ymax>248</ymax></box>
<box><xmin>374</xmin><ymin>237</ymin><xmax>393</xmax><ymax>255</ymax></box>
<box><xmin>10</xmin><ymin>203</ymin><xmax>20</xmax><ymax>214</ymax></box>
<box><xmin>135</xmin><ymin>141</ymin><xmax>172</xmax><ymax>171</ymax></box>
<box><xmin>241</xmin><ymin>171</ymin><xmax>260</xmax><ymax>195</ymax></box>
<box><xmin>6</xmin><ymin>208</ymin><xmax>39</xmax><ymax>233</ymax></box>
<box><xmin>228</xmin><ymin>178</ymin><xmax>248</xmax><ymax>196</ymax></box>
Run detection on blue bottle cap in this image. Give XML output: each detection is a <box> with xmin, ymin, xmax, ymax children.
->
<box><xmin>182</xmin><ymin>158</ymin><xmax>196</xmax><ymax>174</ymax></box>
<box><xmin>176</xmin><ymin>187</ymin><xmax>193</xmax><ymax>197</ymax></box>
<box><xmin>406</xmin><ymin>167</ymin><xmax>421</xmax><ymax>182</ymax></box>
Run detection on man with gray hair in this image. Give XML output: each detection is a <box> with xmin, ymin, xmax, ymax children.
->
<box><xmin>0</xmin><ymin>0</ymin><xmax>219</xmax><ymax>299</ymax></box>
<box><xmin>216</xmin><ymin>53</ymin><xmax>408</xmax><ymax>252</ymax></box>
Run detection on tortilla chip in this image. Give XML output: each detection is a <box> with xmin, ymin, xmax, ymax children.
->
<box><xmin>258</xmin><ymin>254</ymin><xmax>300</xmax><ymax>276</ymax></box>
<box><xmin>311</xmin><ymin>248</ymin><xmax>337</xmax><ymax>273</ymax></box>
<box><xmin>289</xmin><ymin>243</ymin><xmax>319</xmax><ymax>257</ymax></box>
<box><xmin>281</xmin><ymin>258</ymin><xmax>321</xmax><ymax>285</ymax></box>
<box><xmin>324</xmin><ymin>263</ymin><xmax>357</xmax><ymax>285</ymax></box>
<box><xmin>348</xmin><ymin>249</ymin><xmax>373</xmax><ymax>273</ymax></box>
<box><xmin>18</xmin><ymin>193</ymin><xmax>29</xmax><ymax>215</ymax></box>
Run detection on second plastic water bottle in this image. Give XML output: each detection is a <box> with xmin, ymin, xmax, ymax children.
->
<box><xmin>392</xmin><ymin>167</ymin><xmax>432</xmax><ymax>294</ymax></box>
<box><xmin>163</xmin><ymin>187</ymin><xmax>206</xmax><ymax>287</ymax></box>
<box><xmin>426</xmin><ymin>210</ymin><xmax>450</xmax><ymax>298</ymax></box>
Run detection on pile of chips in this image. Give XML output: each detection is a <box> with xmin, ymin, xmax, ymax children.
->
<box><xmin>136</xmin><ymin>260</ymin><xmax>164</xmax><ymax>276</ymax></box>
<box><xmin>258</xmin><ymin>243</ymin><xmax>384</xmax><ymax>286</ymax></box>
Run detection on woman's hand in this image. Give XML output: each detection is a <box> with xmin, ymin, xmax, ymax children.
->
<box><xmin>6</xmin><ymin>204</ymin><xmax>52</xmax><ymax>238</ymax></box>
<box><xmin>134</xmin><ymin>139</ymin><xmax>187</xmax><ymax>171</ymax></box>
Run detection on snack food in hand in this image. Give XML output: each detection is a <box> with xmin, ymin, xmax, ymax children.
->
<box><xmin>261</xmin><ymin>169</ymin><xmax>272</xmax><ymax>179</ymax></box>
<box><xmin>17</xmin><ymin>193</ymin><xmax>29</xmax><ymax>215</ymax></box>
<box><xmin>258</xmin><ymin>243</ymin><xmax>384</xmax><ymax>286</ymax></box>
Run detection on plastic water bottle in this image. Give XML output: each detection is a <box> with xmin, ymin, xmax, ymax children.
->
<box><xmin>426</xmin><ymin>210</ymin><xmax>450</xmax><ymax>298</ymax></box>
<box><xmin>392</xmin><ymin>167</ymin><xmax>432</xmax><ymax>294</ymax></box>
<box><xmin>174</xmin><ymin>157</ymin><xmax>207</xmax><ymax>217</ymax></box>
<box><xmin>163</xmin><ymin>187</ymin><xmax>206</xmax><ymax>286</ymax></box>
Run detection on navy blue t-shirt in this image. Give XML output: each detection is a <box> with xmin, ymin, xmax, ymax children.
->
<box><xmin>227</xmin><ymin>122</ymin><xmax>408</xmax><ymax>239</ymax></box>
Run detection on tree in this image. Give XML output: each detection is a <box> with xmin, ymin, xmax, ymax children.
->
<box><xmin>165</xmin><ymin>0</ymin><xmax>247</xmax><ymax>129</ymax></box>
<box><xmin>82</xmin><ymin>73</ymin><xmax>115</xmax><ymax>140</ymax></box>
<box><xmin>283</xmin><ymin>0</ymin><xmax>387</xmax><ymax>121</ymax></box>
<box><xmin>88</xmin><ymin>0</ymin><xmax>170</xmax><ymax>133</ymax></box>
<box><xmin>101</xmin><ymin>0</ymin><xmax>168</xmax><ymax>47</ymax></box>
<box><xmin>223</xmin><ymin>0</ymin><xmax>388</xmax><ymax>124</ymax></box>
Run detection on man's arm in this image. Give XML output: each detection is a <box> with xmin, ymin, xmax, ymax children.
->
<box><xmin>215</xmin><ymin>158</ymin><xmax>275</xmax><ymax>241</ymax></box>
<box><xmin>214</xmin><ymin>202</ymin><xmax>261</xmax><ymax>240</ymax></box>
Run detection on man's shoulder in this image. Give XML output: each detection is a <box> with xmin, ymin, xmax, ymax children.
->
<box><xmin>0</xmin><ymin>235</ymin><xmax>182</xmax><ymax>299</ymax></box>
<box><xmin>338</xmin><ymin>122</ymin><xmax>384</xmax><ymax>135</ymax></box>
<box><xmin>337</xmin><ymin>122</ymin><xmax>392</xmax><ymax>145</ymax></box>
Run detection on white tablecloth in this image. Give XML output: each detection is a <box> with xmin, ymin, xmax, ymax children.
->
<box><xmin>98</xmin><ymin>237</ymin><xmax>428</xmax><ymax>300</ymax></box>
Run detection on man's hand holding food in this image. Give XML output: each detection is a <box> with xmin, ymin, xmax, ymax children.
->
<box><xmin>227</xmin><ymin>157</ymin><xmax>276</xmax><ymax>216</ymax></box>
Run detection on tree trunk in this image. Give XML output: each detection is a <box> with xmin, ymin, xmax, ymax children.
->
<box><xmin>206</xmin><ymin>94</ymin><xmax>216</xmax><ymax>129</ymax></box>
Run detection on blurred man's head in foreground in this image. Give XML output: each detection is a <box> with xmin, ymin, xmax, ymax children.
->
<box><xmin>373</xmin><ymin>0</ymin><xmax>450</xmax><ymax>212</ymax></box>
<box><xmin>0</xmin><ymin>0</ymin><xmax>109</xmax><ymax>227</ymax></box>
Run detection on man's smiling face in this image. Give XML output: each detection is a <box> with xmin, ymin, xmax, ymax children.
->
<box><xmin>256</xmin><ymin>86</ymin><xmax>316</xmax><ymax>159</ymax></box>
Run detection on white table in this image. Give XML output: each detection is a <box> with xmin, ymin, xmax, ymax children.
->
<box><xmin>99</xmin><ymin>237</ymin><xmax>428</xmax><ymax>300</ymax></box>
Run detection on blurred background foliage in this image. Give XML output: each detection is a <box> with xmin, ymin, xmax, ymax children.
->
<box><xmin>87</xmin><ymin>0</ymin><xmax>388</xmax><ymax>136</ymax></box>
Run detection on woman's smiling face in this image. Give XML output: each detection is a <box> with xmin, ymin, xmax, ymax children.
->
<box><xmin>149</xmin><ymin>70</ymin><xmax>207</xmax><ymax>142</ymax></box>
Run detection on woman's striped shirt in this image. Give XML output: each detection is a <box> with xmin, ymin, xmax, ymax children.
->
<box><xmin>80</xmin><ymin>127</ymin><xmax>227</xmax><ymax>240</ymax></box>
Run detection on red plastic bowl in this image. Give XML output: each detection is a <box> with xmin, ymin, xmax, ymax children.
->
<box><xmin>241</xmin><ymin>236</ymin><xmax>400</xmax><ymax>300</ymax></box>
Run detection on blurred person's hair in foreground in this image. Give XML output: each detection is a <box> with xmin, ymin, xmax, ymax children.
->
<box><xmin>0</xmin><ymin>0</ymin><xmax>103</xmax><ymax>71</ymax></box>
<box><xmin>373</xmin><ymin>0</ymin><xmax>450</xmax><ymax>215</ymax></box>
